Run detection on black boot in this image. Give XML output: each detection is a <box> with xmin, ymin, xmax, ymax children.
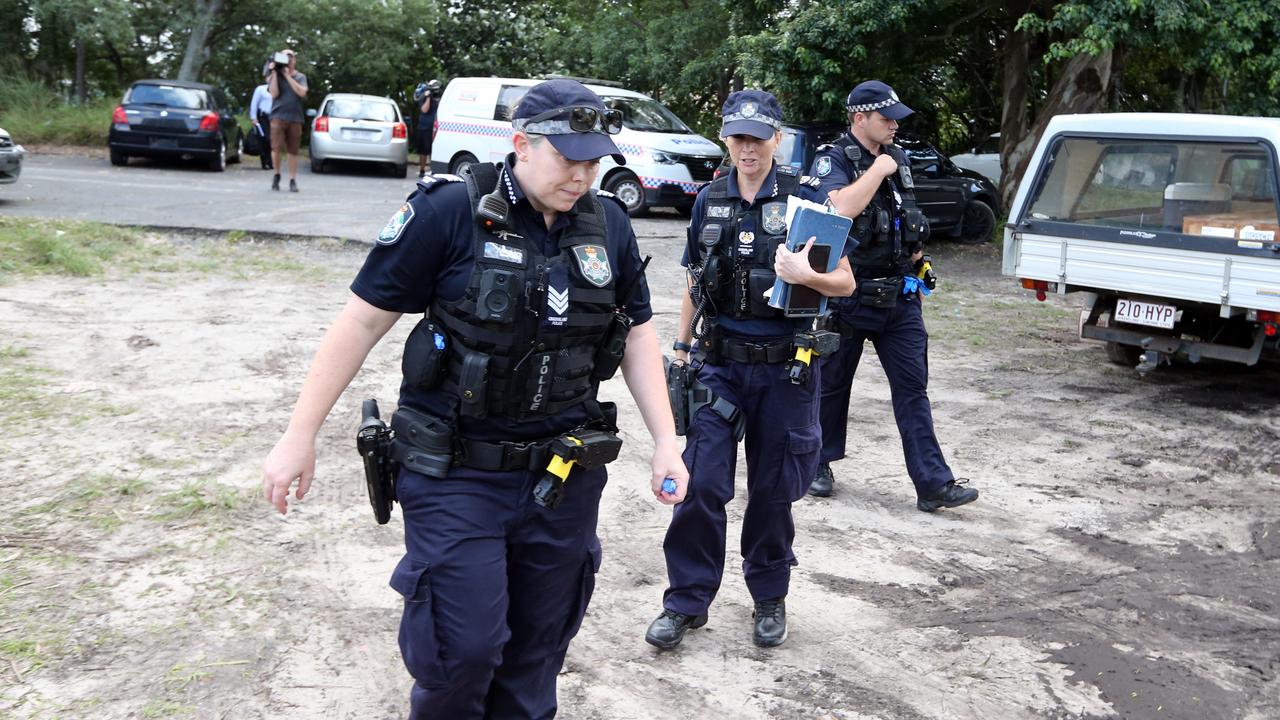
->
<box><xmin>753</xmin><ymin>597</ymin><xmax>787</xmax><ymax>647</ymax></box>
<box><xmin>645</xmin><ymin>609</ymin><xmax>708</xmax><ymax>650</ymax></box>
<box><xmin>808</xmin><ymin>461</ymin><xmax>834</xmax><ymax>497</ymax></box>
<box><xmin>917</xmin><ymin>479</ymin><xmax>979</xmax><ymax>513</ymax></box>
<box><xmin>271</xmin><ymin>173</ymin><xmax>280</xmax><ymax>191</ymax></box>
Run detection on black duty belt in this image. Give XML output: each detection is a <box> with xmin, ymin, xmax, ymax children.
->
<box><xmin>455</xmin><ymin>437</ymin><xmax>554</xmax><ymax>472</ymax></box>
<box><xmin>717</xmin><ymin>337</ymin><xmax>792</xmax><ymax>364</ymax></box>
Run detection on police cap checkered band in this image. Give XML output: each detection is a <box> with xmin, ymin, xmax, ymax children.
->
<box><xmin>721</xmin><ymin>111</ymin><xmax>781</xmax><ymax>130</ymax></box>
<box><xmin>846</xmin><ymin>96</ymin><xmax>899</xmax><ymax>113</ymax></box>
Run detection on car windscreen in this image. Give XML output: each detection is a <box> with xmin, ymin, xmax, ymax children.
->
<box><xmin>1023</xmin><ymin>136</ymin><xmax>1279</xmax><ymax>235</ymax></box>
<box><xmin>601</xmin><ymin>96</ymin><xmax>693</xmax><ymax>134</ymax></box>
<box><xmin>326</xmin><ymin>99</ymin><xmax>398</xmax><ymax>122</ymax></box>
<box><xmin>126</xmin><ymin>84</ymin><xmax>208</xmax><ymax>109</ymax></box>
<box><xmin>777</xmin><ymin>129</ymin><xmax>803</xmax><ymax>170</ymax></box>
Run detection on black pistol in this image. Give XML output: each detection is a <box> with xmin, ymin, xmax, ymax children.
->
<box><xmin>356</xmin><ymin>399</ymin><xmax>398</xmax><ymax>525</ymax></box>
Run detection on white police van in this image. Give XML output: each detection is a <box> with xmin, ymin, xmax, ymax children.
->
<box><xmin>431</xmin><ymin>76</ymin><xmax>723</xmax><ymax>216</ymax></box>
<box><xmin>1004</xmin><ymin>113</ymin><xmax>1280</xmax><ymax>370</ymax></box>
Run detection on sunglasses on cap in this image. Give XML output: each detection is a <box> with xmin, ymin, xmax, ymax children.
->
<box><xmin>515</xmin><ymin>106</ymin><xmax>623</xmax><ymax>135</ymax></box>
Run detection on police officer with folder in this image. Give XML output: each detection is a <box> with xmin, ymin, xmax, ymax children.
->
<box><xmin>645</xmin><ymin>89</ymin><xmax>854</xmax><ymax>651</ymax></box>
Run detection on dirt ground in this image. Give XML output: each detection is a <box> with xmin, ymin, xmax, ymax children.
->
<box><xmin>1</xmin><ymin>220</ymin><xmax>1277</xmax><ymax>720</ymax></box>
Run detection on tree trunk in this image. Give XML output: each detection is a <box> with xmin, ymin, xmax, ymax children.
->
<box><xmin>998</xmin><ymin>23</ymin><xmax>1030</xmax><ymax>206</ymax></box>
<box><xmin>176</xmin><ymin>0</ymin><xmax>225</xmax><ymax>82</ymax></box>
<box><xmin>1000</xmin><ymin>49</ymin><xmax>1114</xmax><ymax>212</ymax></box>
<box><xmin>74</xmin><ymin>37</ymin><xmax>87</xmax><ymax>104</ymax></box>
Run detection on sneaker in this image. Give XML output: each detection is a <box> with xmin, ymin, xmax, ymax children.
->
<box><xmin>752</xmin><ymin>597</ymin><xmax>787</xmax><ymax>647</ymax></box>
<box><xmin>289</xmin><ymin>178</ymin><xmax>298</xmax><ymax>193</ymax></box>
<box><xmin>644</xmin><ymin>609</ymin><xmax>708</xmax><ymax>650</ymax></box>
<box><xmin>808</xmin><ymin>462</ymin><xmax>834</xmax><ymax>497</ymax></box>
<box><xmin>271</xmin><ymin>174</ymin><xmax>280</xmax><ymax>191</ymax></box>
<box><xmin>916</xmin><ymin>479</ymin><xmax>979</xmax><ymax>513</ymax></box>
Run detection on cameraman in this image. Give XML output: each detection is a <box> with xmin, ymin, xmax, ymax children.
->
<box><xmin>413</xmin><ymin>79</ymin><xmax>441</xmax><ymax>179</ymax></box>
<box><xmin>267</xmin><ymin>48</ymin><xmax>308</xmax><ymax>192</ymax></box>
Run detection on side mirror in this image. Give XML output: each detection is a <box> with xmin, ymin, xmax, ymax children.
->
<box><xmin>306</xmin><ymin>108</ymin><xmax>318</xmax><ymax>118</ymax></box>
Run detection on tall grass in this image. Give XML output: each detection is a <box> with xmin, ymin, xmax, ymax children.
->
<box><xmin>0</xmin><ymin>68</ymin><xmax>116</xmax><ymax>145</ymax></box>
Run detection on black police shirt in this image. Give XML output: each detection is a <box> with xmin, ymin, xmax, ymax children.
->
<box><xmin>682</xmin><ymin>162</ymin><xmax>835</xmax><ymax>339</ymax></box>
<box><xmin>812</xmin><ymin>132</ymin><xmax>897</xmax><ymax>213</ymax></box>
<box><xmin>351</xmin><ymin>154</ymin><xmax>653</xmax><ymax>443</ymax></box>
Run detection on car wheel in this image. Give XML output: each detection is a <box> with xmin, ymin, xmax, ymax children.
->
<box><xmin>604</xmin><ymin>172</ymin><xmax>647</xmax><ymax>216</ymax></box>
<box><xmin>449</xmin><ymin>152</ymin><xmax>478</xmax><ymax>176</ymax></box>
<box><xmin>956</xmin><ymin>199</ymin><xmax>995</xmax><ymax>244</ymax></box>
<box><xmin>1105</xmin><ymin>341</ymin><xmax>1143</xmax><ymax>366</ymax></box>
<box><xmin>229</xmin><ymin>132</ymin><xmax>243</xmax><ymax>164</ymax></box>
<box><xmin>208</xmin><ymin>138</ymin><xmax>226</xmax><ymax>171</ymax></box>
<box><xmin>310</xmin><ymin>157</ymin><xmax>326</xmax><ymax>174</ymax></box>
<box><xmin>109</xmin><ymin>150</ymin><xmax>128</xmax><ymax>167</ymax></box>
<box><xmin>393</xmin><ymin>162</ymin><xmax>408</xmax><ymax>178</ymax></box>
<box><xmin>676</xmin><ymin>205</ymin><xmax>693</xmax><ymax>218</ymax></box>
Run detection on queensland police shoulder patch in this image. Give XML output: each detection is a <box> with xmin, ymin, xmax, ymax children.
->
<box><xmin>377</xmin><ymin>203</ymin><xmax>415</xmax><ymax>245</ymax></box>
<box><xmin>816</xmin><ymin>155</ymin><xmax>832</xmax><ymax>177</ymax></box>
<box><xmin>573</xmin><ymin>244</ymin><xmax>612</xmax><ymax>287</ymax></box>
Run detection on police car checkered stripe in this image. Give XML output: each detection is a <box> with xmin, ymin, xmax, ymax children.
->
<box><xmin>616</xmin><ymin>143</ymin><xmax>645</xmax><ymax>157</ymax></box>
<box><xmin>438</xmin><ymin>121</ymin><xmax>514</xmax><ymax>138</ymax></box>
<box><xmin>639</xmin><ymin>176</ymin><xmax>704</xmax><ymax>195</ymax></box>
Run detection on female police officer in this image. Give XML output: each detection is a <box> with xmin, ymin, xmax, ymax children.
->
<box><xmin>262</xmin><ymin>79</ymin><xmax>688</xmax><ymax>719</ymax></box>
<box><xmin>644</xmin><ymin>89</ymin><xmax>854</xmax><ymax>650</ymax></box>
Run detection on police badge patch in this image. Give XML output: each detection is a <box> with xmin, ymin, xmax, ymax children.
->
<box><xmin>573</xmin><ymin>244</ymin><xmax>612</xmax><ymax>287</ymax></box>
<box><xmin>378</xmin><ymin>203</ymin><xmax>415</xmax><ymax>245</ymax></box>
<box><xmin>816</xmin><ymin>155</ymin><xmax>832</xmax><ymax>177</ymax></box>
<box><xmin>761</xmin><ymin>202</ymin><xmax>787</xmax><ymax>235</ymax></box>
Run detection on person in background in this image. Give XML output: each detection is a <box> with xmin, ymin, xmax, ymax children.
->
<box><xmin>414</xmin><ymin>79</ymin><xmax>442</xmax><ymax>178</ymax></box>
<box><xmin>268</xmin><ymin>48</ymin><xmax>308</xmax><ymax>192</ymax></box>
<box><xmin>248</xmin><ymin>62</ymin><xmax>273</xmax><ymax>170</ymax></box>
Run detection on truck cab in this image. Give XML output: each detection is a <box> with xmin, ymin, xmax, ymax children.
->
<box><xmin>1003</xmin><ymin>113</ymin><xmax>1280</xmax><ymax>370</ymax></box>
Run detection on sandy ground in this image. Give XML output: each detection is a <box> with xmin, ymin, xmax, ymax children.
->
<box><xmin>0</xmin><ymin>225</ymin><xmax>1277</xmax><ymax>720</ymax></box>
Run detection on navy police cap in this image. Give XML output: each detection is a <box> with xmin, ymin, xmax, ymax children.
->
<box><xmin>845</xmin><ymin>80</ymin><xmax>913</xmax><ymax>120</ymax></box>
<box><xmin>512</xmin><ymin>79</ymin><xmax>625</xmax><ymax>164</ymax></box>
<box><xmin>720</xmin><ymin>89</ymin><xmax>783</xmax><ymax>140</ymax></box>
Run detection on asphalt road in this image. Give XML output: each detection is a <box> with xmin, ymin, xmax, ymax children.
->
<box><xmin>1</xmin><ymin>152</ymin><xmax>689</xmax><ymax>243</ymax></box>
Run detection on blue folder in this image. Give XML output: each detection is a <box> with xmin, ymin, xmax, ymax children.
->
<box><xmin>769</xmin><ymin>207</ymin><xmax>854</xmax><ymax>317</ymax></box>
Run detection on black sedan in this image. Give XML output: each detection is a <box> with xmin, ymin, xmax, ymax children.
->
<box><xmin>717</xmin><ymin>124</ymin><xmax>1001</xmax><ymax>244</ymax></box>
<box><xmin>108</xmin><ymin>79</ymin><xmax>243</xmax><ymax>171</ymax></box>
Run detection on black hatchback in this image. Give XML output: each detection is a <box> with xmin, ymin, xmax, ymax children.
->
<box><xmin>108</xmin><ymin>79</ymin><xmax>243</xmax><ymax>171</ymax></box>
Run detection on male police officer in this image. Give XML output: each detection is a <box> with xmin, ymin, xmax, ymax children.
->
<box><xmin>806</xmin><ymin>80</ymin><xmax>978</xmax><ymax>513</ymax></box>
<box><xmin>262</xmin><ymin>79</ymin><xmax>688</xmax><ymax>719</ymax></box>
<box><xmin>645</xmin><ymin>89</ymin><xmax>854</xmax><ymax>650</ymax></box>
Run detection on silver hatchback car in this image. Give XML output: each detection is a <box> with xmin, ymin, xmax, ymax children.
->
<box><xmin>309</xmin><ymin>93</ymin><xmax>409</xmax><ymax>177</ymax></box>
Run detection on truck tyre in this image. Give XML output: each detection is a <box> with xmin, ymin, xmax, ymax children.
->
<box><xmin>605</xmin><ymin>172</ymin><xmax>647</xmax><ymax>216</ymax></box>
<box><xmin>1105</xmin><ymin>341</ymin><xmax>1143</xmax><ymax>366</ymax></box>
<box><xmin>449</xmin><ymin>152</ymin><xmax>478</xmax><ymax>176</ymax></box>
<box><xmin>957</xmin><ymin>199</ymin><xmax>996</xmax><ymax>244</ymax></box>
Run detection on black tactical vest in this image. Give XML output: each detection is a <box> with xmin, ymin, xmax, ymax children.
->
<box><xmin>692</xmin><ymin>168</ymin><xmax>801</xmax><ymax>320</ymax></box>
<box><xmin>827</xmin><ymin>134</ymin><xmax>925</xmax><ymax>276</ymax></box>
<box><xmin>429</xmin><ymin>163</ymin><xmax>619</xmax><ymax>421</ymax></box>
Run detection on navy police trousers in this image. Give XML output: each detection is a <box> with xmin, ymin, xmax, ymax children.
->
<box><xmin>818</xmin><ymin>292</ymin><xmax>954</xmax><ymax>497</ymax></box>
<box><xmin>390</xmin><ymin>463</ymin><xmax>606</xmax><ymax>720</ymax></box>
<box><xmin>662</xmin><ymin>358</ymin><xmax>821</xmax><ymax>616</ymax></box>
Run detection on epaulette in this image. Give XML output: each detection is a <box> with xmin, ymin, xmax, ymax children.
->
<box><xmin>799</xmin><ymin>175</ymin><xmax>822</xmax><ymax>188</ymax></box>
<box><xmin>775</xmin><ymin>164</ymin><xmax>799</xmax><ymax>176</ymax></box>
<box><xmin>816</xmin><ymin>143</ymin><xmax>837</xmax><ymax>153</ymax></box>
<box><xmin>416</xmin><ymin>173</ymin><xmax>464</xmax><ymax>192</ymax></box>
<box><xmin>594</xmin><ymin>189</ymin><xmax>629</xmax><ymax>214</ymax></box>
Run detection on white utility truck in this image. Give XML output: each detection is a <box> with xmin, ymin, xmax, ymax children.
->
<box><xmin>1003</xmin><ymin>113</ymin><xmax>1280</xmax><ymax>370</ymax></box>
